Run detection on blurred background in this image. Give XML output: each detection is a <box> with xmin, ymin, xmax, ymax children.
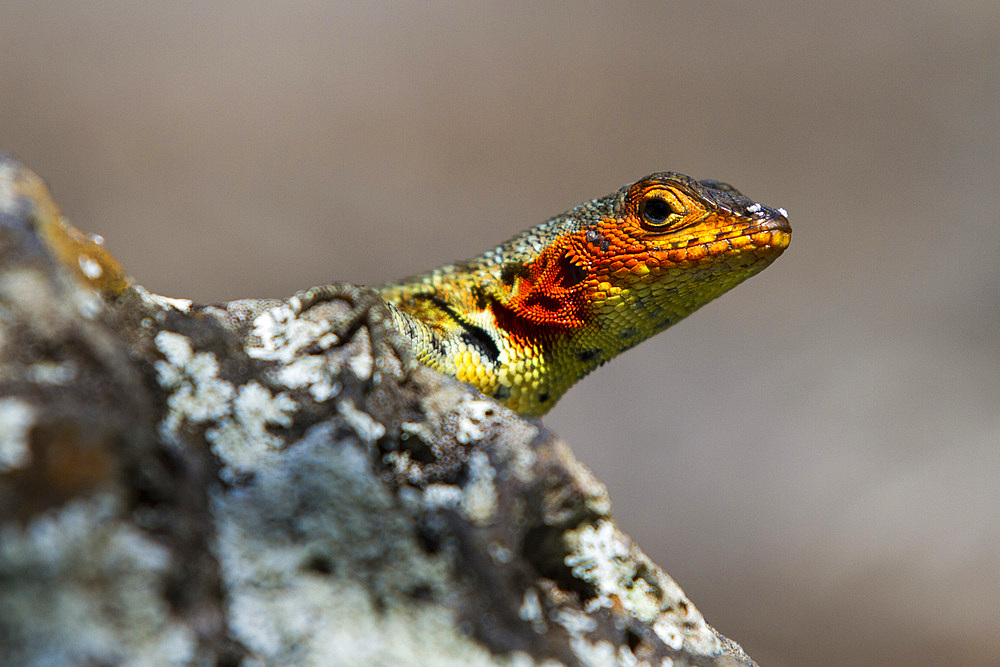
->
<box><xmin>2</xmin><ymin>2</ymin><xmax>997</xmax><ymax>664</ymax></box>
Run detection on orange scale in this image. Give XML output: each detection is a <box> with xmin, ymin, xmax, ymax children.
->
<box><xmin>708</xmin><ymin>241</ymin><xmax>730</xmax><ymax>255</ymax></box>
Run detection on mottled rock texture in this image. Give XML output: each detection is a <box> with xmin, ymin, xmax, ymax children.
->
<box><xmin>0</xmin><ymin>155</ymin><xmax>755</xmax><ymax>666</ymax></box>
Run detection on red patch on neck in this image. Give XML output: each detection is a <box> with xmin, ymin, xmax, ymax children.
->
<box><xmin>490</xmin><ymin>241</ymin><xmax>591</xmax><ymax>343</ymax></box>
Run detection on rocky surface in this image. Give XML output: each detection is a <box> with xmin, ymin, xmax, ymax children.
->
<box><xmin>0</xmin><ymin>155</ymin><xmax>756</xmax><ymax>666</ymax></box>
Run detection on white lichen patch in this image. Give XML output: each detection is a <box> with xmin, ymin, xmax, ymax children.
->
<box><xmin>155</xmin><ymin>331</ymin><xmax>235</xmax><ymax>433</ymax></box>
<box><xmin>488</xmin><ymin>541</ymin><xmax>512</xmax><ymax>564</ymax></box>
<box><xmin>247</xmin><ymin>304</ymin><xmax>328</xmax><ymax>364</ymax></box>
<box><xmin>75</xmin><ymin>288</ymin><xmax>103</xmax><ymax>319</ymax></box>
<box><xmin>77</xmin><ymin>255</ymin><xmax>102</xmax><ymax>279</ymax></box>
<box><xmin>460</xmin><ymin>450</ymin><xmax>498</xmax><ymax>525</ymax></box>
<box><xmin>382</xmin><ymin>450</ymin><xmax>423</xmax><ymax>485</ymax></box>
<box><xmin>249</xmin><ymin>303</ymin><xmax>350</xmax><ymax>401</ymax></box>
<box><xmin>455</xmin><ymin>398</ymin><xmax>497</xmax><ymax>445</ymax></box>
<box><xmin>275</xmin><ymin>355</ymin><xmax>342</xmax><ymax>402</ymax></box>
<box><xmin>338</xmin><ymin>399</ymin><xmax>385</xmax><ymax>447</ymax></box>
<box><xmin>0</xmin><ymin>398</ymin><xmax>35</xmax><ymax>471</ymax></box>
<box><xmin>552</xmin><ymin>608</ymin><xmax>597</xmax><ymax>638</ymax></box>
<box><xmin>155</xmin><ymin>330</ymin><xmax>194</xmax><ymax>372</ymax></box>
<box><xmin>503</xmin><ymin>652</ymin><xmax>542</xmax><ymax>667</ymax></box>
<box><xmin>26</xmin><ymin>360</ymin><xmax>77</xmax><ymax>385</ymax></box>
<box><xmin>155</xmin><ymin>295</ymin><xmax>193</xmax><ymax>312</ymax></box>
<box><xmin>136</xmin><ymin>287</ymin><xmax>194</xmax><ymax>312</ymax></box>
<box><xmin>233</xmin><ymin>382</ymin><xmax>296</xmax><ymax>429</ymax></box>
<box><xmin>0</xmin><ymin>494</ymin><xmax>197</xmax><ymax>665</ymax></box>
<box><xmin>565</xmin><ymin>521</ymin><xmax>665</xmax><ymax>621</ymax></box>
<box><xmin>210</xmin><ymin>428</ymin><xmax>499</xmax><ymax>666</ymax></box>
<box><xmin>506</xmin><ymin>433</ymin><xmax>538</xmax><ymax>483</ymax></box>
<box><xmin>207</xmin><ymin>381</ymin><xmax>297</xmax><ymax>481</ymax></box>
<box><xmin>569</xmin><ymin>637</ymin><xmax>648</xmax><ymax>667</ymax></box>
<box><xmin>652</xmin><ymin>619</ymin><xmax>684</xmax><ymax>651</ymax></box>
<box><xmin>346</xmin><ymin>351</ymin><xmax>373</xmax><ymax>381</ymax></box>
<box><xmin>518</xmin><ymin>588</ymin><xmax>546</xmax><ymax>634</ymax></box>
<box><xmin>565</xmin><ymin>520</ymin><xmax>630</xmax><ymax>613</ymax></box>
<box><xmin>154</xmin><ymin>330</ymin><xmax>299</xmax><ymax>478</ymax></box>
<box><xmin>422</xmin><ymin>484</ymin><xmax>463</xmax><ymax>510</ymax></box>
<box><xmin>564</xmin><ymin>520</ymin><xmax>720</xmax><ymax>657</ymax></box>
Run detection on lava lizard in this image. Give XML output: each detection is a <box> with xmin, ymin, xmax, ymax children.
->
<box><xmin>293</xmin><ymin>172</ymin><xmax>790</xmax><ymax>417</ymax></box>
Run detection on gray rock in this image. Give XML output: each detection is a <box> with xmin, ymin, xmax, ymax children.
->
<box><xmin>0</xmin><ymin>154</ymin><xmax>755</xmax><ymax>666</ymax></box>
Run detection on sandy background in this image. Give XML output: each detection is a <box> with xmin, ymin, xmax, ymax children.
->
<box><xmin>3</xmin><ymin>2</ymin><xmax>998</xmax><ymax>665</ymax></box>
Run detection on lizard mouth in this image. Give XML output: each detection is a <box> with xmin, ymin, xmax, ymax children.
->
<box><xmin>738</xmin><ymin>207</ymin><xmax>791</xmax><ymax>252</ymax></box>
<box><xmin>759</xmin><ymin>214</ymin><xmax>791</xmax><ymax>233</ymax></box>
<box><xmin>702</xmin><ymin>216</ymin><xmax>791</xmax><ymax>259</ymax></box>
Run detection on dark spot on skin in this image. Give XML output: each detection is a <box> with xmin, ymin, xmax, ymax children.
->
<box><xmin>471</xmin><ymin>284</ymin><xmax>491</xmax><ymax>309</ymax></box>
<box><xmin>500</xmin><ymin>262</ymin><xmax>524</xmax><ymax>285</ymax></box>
<box><xmin>427</xmin><ymin>331</ymin><xmax>447</xmax><ymax>356</ymax></box>
<box><xmin>577</xmin><ymin>348</ymin><xmax>602</xmax><ymax>362</ymax></box>
<box><xmin>586</xmin><ymin>228</ymin><xmax>610</xmax><ymax>252</ymax></box>
<box><xmin>537</xmin><ymin>392</ymin><xmax>549</xmax><ymax>404</ymax></box>
<box><xmin>459</xmin><ymin>329</ymin><xmax>500</xmax><ymax>364</ymax></box>
<box><xmin>617</xmin><ymin>327</ymin><xmax>637</xmax><ymax>340</ymax></box>
<box><xmin>422</xmin><ymin>294</ymin><xmax>501</xmax><ymax>363</ymax></box>
<box><xmin>493</xmin><ymin>385</ymin><xmax>511</xmax><ymax>400</ymax></box>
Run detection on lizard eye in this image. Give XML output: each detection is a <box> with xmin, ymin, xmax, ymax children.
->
<box><xmin>639</xmin><ymin>195</ymin><xmax>685</xmax><ymax>228</ymax></box>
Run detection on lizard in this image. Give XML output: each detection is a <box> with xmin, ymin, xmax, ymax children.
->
<box><xmin>293</xmin><ymin>172</ymin><xmax>790</xmax><ymax>417</ymax></box>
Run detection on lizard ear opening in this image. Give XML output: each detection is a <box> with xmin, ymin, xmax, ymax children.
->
<box><xmin>555</xmin><ymin>252</ymin><xmax>588</xmax><ymax>288</ymax></box>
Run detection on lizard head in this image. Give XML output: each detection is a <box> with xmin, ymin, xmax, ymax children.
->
<box><xmin>494</xmin><ymin>173</ymin><xmax>790</xmax><ymax>343</ymax></box>
<box><xmin>602</xmin><ymin>172</ymin><xmax>792</xmax><ymax>305</ymax></box>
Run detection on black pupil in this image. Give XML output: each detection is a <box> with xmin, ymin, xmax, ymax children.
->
<box><xmin>643</xmin><ymin>198</ymin><xmax>673</xmax><ymax>223</ymax></box>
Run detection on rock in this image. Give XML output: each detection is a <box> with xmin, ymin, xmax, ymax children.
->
<box><xmin>0</xmin><ymin>154</ymin><xmax>756</xmax><ymax>666</ymax></box>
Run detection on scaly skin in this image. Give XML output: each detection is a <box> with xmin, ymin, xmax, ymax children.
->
<box><xmin>372</xmin><ymin>172</ymin><xmax>791</xmax><ymax>417</ymax></box>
